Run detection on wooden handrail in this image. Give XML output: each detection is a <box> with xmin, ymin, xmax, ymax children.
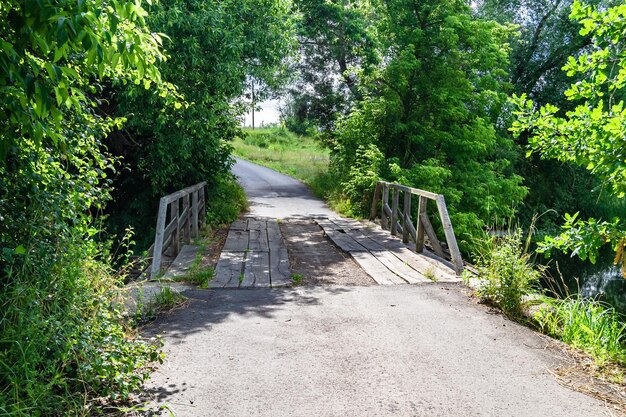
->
<box><xmin>370</xmin><ymin>181</ymin><xmax>463</xmax><ymax>275</ymax></box>
<box><xmin>150</xmin><ymin>182</ymin><xmax>207</xmax><ymax>278</ymax></box>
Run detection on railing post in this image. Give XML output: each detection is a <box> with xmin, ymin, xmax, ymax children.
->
<box><xmin>402</xmin><ymin>191</ymin><xmax>411</xmax><ymax>243</ymax></box>
<box><xmin>381</xmin><ymin>183</ymin><xmax>389</xmax><ymax>230</ymax></box>
<box><xmin>183</xmin><ymin>193</ymin><xmax>191</xmax><ymax>244</ymax></box>
<box><xmin>171</xmin><ymin>200</ymin><xmax>180</xmax><ymax>255</ymax></box>
<box><xmin>151</xmin><ymin>197</ymin><xmax>169</xmax><ymax>278</ymax></box>
<box><xmin>416</xmin><ymin>196</ymin><xmax>426</xmax><ymax>253</ymax></box>
<box><xmin>391</xmin><ymin>187</ymin><xmax>400</xmax><ymax>236</ymax></box>
<box><xmin>370</xmin><ymin>182</ymin><xmax>382</xmax><ymax>221</ymax></box>
<box><xmin>435</xmin><ymin>195</ymin><xmax>463</xmax><ymax>275</ymax></box>
<box><xmin>199</xmin><ymin>185</ymin><xmax>206</xmax><ymax>223</ymax></box>
<box><xmin>192</xmin><ymin>190</ymin><xmax>199</xmax><ymax>238</ymax></box>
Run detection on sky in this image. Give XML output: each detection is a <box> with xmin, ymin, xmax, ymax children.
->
<box><xmin>242</xmin><ymin>99</ymin><xmax>281</xmax><ymax>127</ymax></box>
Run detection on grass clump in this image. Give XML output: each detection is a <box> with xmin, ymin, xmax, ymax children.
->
<box><xmin>465</xmin><ymin>230</ymin><xmax>541</xmax><ymax>317</ymax></box>
<box><xmin>536</xmin><ymin>296</ymin><xmax>626</xmax><ymax>366</ymax></box>
<box><xmin>0</xmin><ymin>241</ymin><xmax>163</xmax><ymax>415</ymax></box>
<box><xmin>291</xmin><ymin>273</ymin><xmax>303</xmax><ymax>285</ymax></box>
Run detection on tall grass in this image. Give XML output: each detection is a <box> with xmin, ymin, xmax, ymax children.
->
<box><xmin>464</xmin><ymin>230</ymin><xmax>542</xmax><ymax>317</ymax></box>
<box><xmin>466</xmin><ymin>228</ymin><xmax>626</xmax><ymax>368</ymax></box>
<box><xmin>0</xmin><ymin>236</ymin><xmax>162</xmax><ymax>415</ymax></box>
<box><xmin>536</xmin><ymin>296</ymin><xmax>626</xmax><ymax>365</ymax></box>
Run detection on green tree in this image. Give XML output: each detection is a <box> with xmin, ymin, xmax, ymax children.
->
<box><xmin>282</xmin><ymin>0</ymin><xmax>378</xmax><ymax>133</ymax></box>
<box><xmin>0</xmin><ymin>0</ymin><xmax>170</xmax><ymax>413</ymax></box>
<box><xmin>333</xmin><ymin>0</ymin><xmax>527</xmax><ymax>249</ymax></box>
<box><xmin>511</xmin><ymin>1</ymin><xmax>626</xmax><ymax>274</ymax></box>
<box><xmin>106</xmin><ymin>0</ymin><xmax>297</xmax><ymax>245</ymax></box>
<box><xmin>477</xmin><ymin>0</ymin><xmax>621</xmax><ymax>230</ymax></box>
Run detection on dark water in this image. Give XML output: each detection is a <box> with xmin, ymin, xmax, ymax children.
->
<box><xmin>540</xmin><ymin>250</ymin><xmax>626</xmax><ymax>316</ymax></box>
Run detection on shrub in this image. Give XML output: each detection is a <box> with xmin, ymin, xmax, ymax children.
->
<box><xmin>204</xmin><ymin>176</ymin><xmax>249</xmax><ymax>227</ymax></box>
<box><xmin>536</xmin><ymin>296</ymin><xmax>626</xmax><ymax>365</ymax></box>
<box><xmin>466</xmin><ymin>231</ymin><xmax>541</xmax><ymax>317</ymax></box>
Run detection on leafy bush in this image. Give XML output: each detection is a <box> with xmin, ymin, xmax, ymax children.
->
<box><xmin>0</xmin><ymin>237</ymin><xmax>162</xmax><ymax>415</ymax></box>
<box><xmin>536</xmin><ymin>296</ymin><xmax>626</xmax><ymax>365</ymax></box>
<box><xmin>466</xmin><ymin>231</ymin><xmax>541</xmax><ymax>316</ymax></box>
<box><xmin>205</xmin><ymin>176</ymin><xmax>249</xmax><ymax>227</ymax></box>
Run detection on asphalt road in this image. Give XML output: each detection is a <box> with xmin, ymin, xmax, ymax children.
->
<box><xmin>232</xmin><ymin>158</ymin><xmax>336</xmax><ymax>218</ymax></box>
<box><xmin>142</xmin><ymin>286</ymin><xmax>611</xmax><ymax>417</ymax></box>
<box><xmin>140</xmin><ymin>159</ymin><xmax>614</xmax><ymax>416</ymax></box>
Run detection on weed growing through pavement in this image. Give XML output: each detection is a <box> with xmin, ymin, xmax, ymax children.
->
<box><xmin>291</xmin><ymin>273</ymin><xmax>303</xmax><ymax>285</ymax></box>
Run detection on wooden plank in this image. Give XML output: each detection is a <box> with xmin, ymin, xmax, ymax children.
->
<box><xmin>389</xmin><ymin>247</ymin><xmax>458</xmax><ymax>282</ymax></box>
<box><xmin>160</xmin><ymin>181</ymin><xmax>207</xmax><ymax>204</ymax></box>
<box><xmin>419</xmin><ymin>212</ymin><xmax>444</xmax><ymax>258</ymax></box>
<box><xmin>192</xmin><ymin>190</ymin><xmax>199</xmax><ymax>239</ymax></box>
<box><xmin>247</xmin><ymin>219</ymin><xmax>267</xmax><ymax>230</ymax></box>
<box><xmin>199</xmin><ymin>186</ymin><xmax>206</xmax><ymax>223</ymax></box>
<box><xmin>416</xmin><ymin>196</ymin><xmax>426</xmax><ymax>253</ymax></box>
<box><xmin>377</xmin><ymin>181</ymin><xmax>440</xmax><ymax>201</ymax></box>
<box><xmin>170</xmin><ymin>200</ymin><xmax>180</xmax><ymax>256</ymax></box>
<box><xmin>436</xmin><ymin>195</ymin><xmax>464</xmax><ymax>275</ymax></box>
<box><xmin>391</xmin><ymin>187</ymin><xmax>400</xmax><ymax>236</ymax></box>
<box><xmin>249</xmin><ymin>229</ymin><xmax>269</xmax><ymax>252</ymax></box>
<box><xmin>381</xmin><ymin>184</ymin><xmax>389</xmax><ymax>230</ymax></box>
<box><xmin>370</xmin><ymin>250</ymin><xmax>429</xmax><ymax>284</ymax></box>
<box><xmin>402</xmin><ymin>191</ymin><xmax>412</xmax><ymax>243</ymax></box>
<box><xmin>350</xmin><ymin>251</ymin><xmax>405</xmax><ymax>285</ymax></box>
<box><xmin>324</xmin><ymin>229</ymin><xmax>367</xmax><ymax>252</ymax></box>
<box><xmin>270</xmin><ymin>246</ymin><xmax>291</xmax><ymax>287</ymax></box>
<box><xmin>356</xmin><ymin>226</ymin><xmax>406</xmax><ymax>250</ymax></box>
<box><xmin>182</xmin><ymin>194</ymin><xmax>191</xmax><ymax>244</ymax></box>
<box><xmin>345</xmin><ymin>230</ymin><xmax>386</xmax><ymax>251</ymax></box>
<box><xmin>163</xmin><ymin>245</ymin><xmax>202</xmax><ymax>280</ymax></box>
<box><xmin>266</xmin><ymin>220</ymin><xmax>285</xmax><ymax>250</ymax></box>
<box><xmin>230</xmin><ymin>219</ymin><xmax>248</xmax><ymax>231</ymax></box>
<box><xmin>223</xmin><ymin>229</ymin><xmax>249</xmax><ymax>252</ymax></box>
<box><xmin>242</xmin><ymin>251</ymin><xmax>270</xmax><ymax>287</ymax></box>
<box><xmin>211</xmin><ymin>251</ymin><xmax>244</xmax><ymax>288</ymax></box>
<box><xmin>370</xmin><ymin>182</ymin><xmax>382</xmax><ymax>220</ymax></box>
<box><xmin>150</xmin><ymin>198</ymin><xmax>169</xmax><ymax>278</ymax></box>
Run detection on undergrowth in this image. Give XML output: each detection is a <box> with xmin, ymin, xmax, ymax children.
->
<box><xmin>464</xmin><ymin>230</ymin><xmax>541</xmax><ymax>317</ymax></box>
<box><xmin>0</xmin><ymin>237</ymin><xmax>163</xmax><ymax>415</ymax></box>
<box><xmin>205</xmin><ymin>176</ymin><xmax>249</xmax><ymax>226</ymax></box>
<box><xmin>465</xmin><ymin>229</ymin><xmax>626</xmax><ymax>370</ymax></box>
<box><xmin>536</xmin><ymin>296</ymin><xmax>626</xmax><ymax>366</ymax></box>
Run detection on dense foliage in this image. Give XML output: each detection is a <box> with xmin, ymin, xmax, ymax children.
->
<box><xmin>327</xmin><ymin>0</ymin><xmax>527</xmax><ymax>248</ymax></box>
<box><xmin>477</xmin><ymin>0</ymin><xmax>623</xmax><ymax>230</ymax></box>
<box><xmin>0</xmin><ymin>0</ymin><xmax>296</xmax><ymax>413</ymax></box>
<box><xmin>0</xmin><ymin>0</ymin><xmax>168</xmax><ymax>413</ymax></box>
<box><xmin>107</xmin><ymin>0</ymin><xmax>297</xmax><ymax>247</ymax></box>
<box><xmin>281</xmin><ymin>0</ymin><xmax>378</xmax><ymax>134</ymax></box>
<box><xmin>511</xmin><ymin>1</ymin><xmax>626</xmax><ymax>274</ymax></box>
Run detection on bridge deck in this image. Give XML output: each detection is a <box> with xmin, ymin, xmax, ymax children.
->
<box><xmin>210</xmin><ymin>216</ymin><xmax>459</xmax><ymax>289</ymax></box>
<box><xmin>316</xmin><ymin>218</ymin><xmax>461</xmax><ymax>284</ymax></box>
<box><xmin>211</xmin><ymin>218</ymin><xmax>291</xmax><ymax>288</ymax></box>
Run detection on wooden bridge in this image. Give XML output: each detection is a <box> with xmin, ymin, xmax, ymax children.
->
<box><xmin>146</xmin><ymin>180</ymin><xmax>463</xmax><ymax>286</ymax></box>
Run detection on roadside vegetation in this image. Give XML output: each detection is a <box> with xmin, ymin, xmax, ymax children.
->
<box><xmin>2</xmin><ymin>0</ymin><xmax>626</xmax><ymax>413</ymax></box>
<box><xmin>1</xmin><ymin>0</ymin><xmax>289</xmax><ymax>413</ymax></box>
<box><xmin>464</xmin><ymin>230</ymin><xmax>625</xmax><ymax>392</ymax></box>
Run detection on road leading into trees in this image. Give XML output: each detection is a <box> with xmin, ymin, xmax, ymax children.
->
<box><xmin>141</xmin><ymin>159</ymin><xmax>615</xmax><ymax>417</ymax></box>
<box><xmin>232</xmin><ymin>157</ymin><xmax>336</xmax><ymax>218</ymax></box>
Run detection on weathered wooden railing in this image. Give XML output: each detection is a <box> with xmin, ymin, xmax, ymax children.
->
<box><xmin>150</xmin><ymin>182</ymin><xmax>206</xmax><ymax>278</ymax></box>
<box><xmin>370</xmin><ymin>181</ymin><xmax>463</xmax><ymax>275</ymax></box>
